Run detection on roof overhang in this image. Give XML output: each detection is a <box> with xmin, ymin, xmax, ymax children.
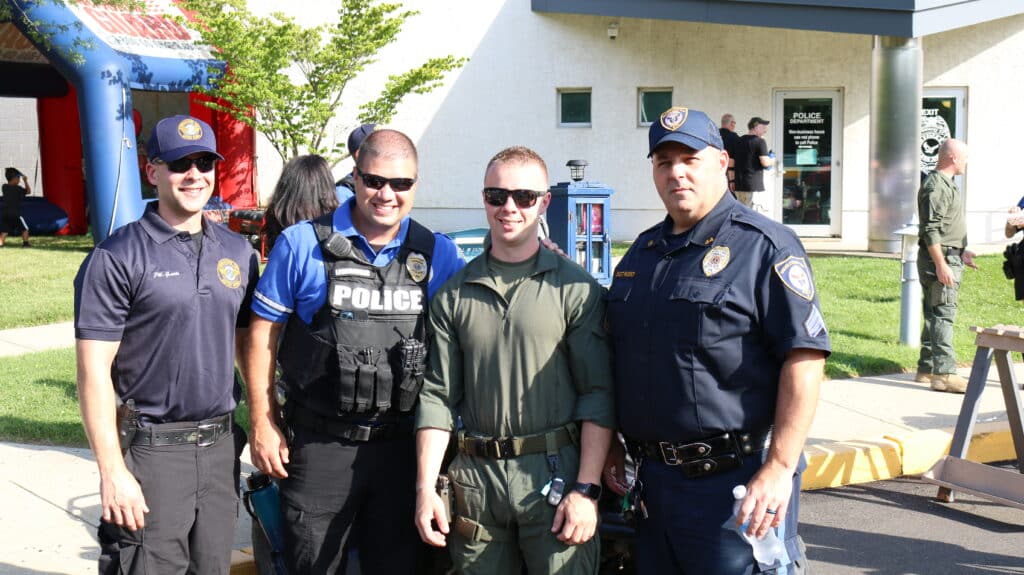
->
<box><xmin>531</xmin><ymin>0</ymin><xmax>1024</xmax><ymax>37</ymax></box>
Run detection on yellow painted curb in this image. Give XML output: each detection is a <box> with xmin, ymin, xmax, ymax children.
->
<box><xmin>965</xmin><ymin>421</ymin><xmax>1019</xmax><ymax>463</ymax></box>
<box><xmin>804</xmin><ymin>421</ymin><xmax>1017</xmax><ymax>491</ymax></box>
<box><xmin>230</xmin><ymin>548</ymin><xmax>257</xmax><ymax>575</ymax></box>
<box><xmin>883</xmin><ymin>429</ymin><xmax>951</xmax><ymax>476</ymax></box>
<box><xmin>802</xmin><ymin>438</ymin><xmax>901</xmax><ymax>490</ymax></box>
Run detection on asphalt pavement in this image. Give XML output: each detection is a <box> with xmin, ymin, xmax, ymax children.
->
<box><xmin>1</xmin><ymin>321</ymin><xmax>1022</xmax><ymax>574</ymax></box>
<box><xmin>802</xmin><ymin>463</ymin><xmax>1024</xmax><ymax>575</ymax></box>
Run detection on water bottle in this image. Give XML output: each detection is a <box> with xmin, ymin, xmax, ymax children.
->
<box><xmin>243</xmin><ymin>472</ymin><xmax>289</xmax><ymax>574</ymax></box>
<box><xmin>766</xmin><ymin>150</ymin><xmax>776</xmax><ymax>174</ymax></box>
<box><xmin>725</xmin><ymin>485</ymin><xmax>786</xmax><ymax>570</ymax></box>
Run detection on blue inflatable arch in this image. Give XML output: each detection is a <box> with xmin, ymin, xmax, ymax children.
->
<box><xmin>7</xmin><ymin>0</ymin><xmax>223</xmax><ymax>242</ymax></box>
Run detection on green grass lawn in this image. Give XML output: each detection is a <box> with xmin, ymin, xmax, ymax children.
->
<box><xmin>0</xmin><ymin>346</ymin><xmax>251</xmax><ymax>447</ymax></box>
<box><xmin>1</xmin><ymin>236</ymin><xmax>1021</xmax><ymax>445</ymax></box>
<box><xmin>0</xmin><ymin>235</ymin><xmax>93</xmax><ymax>329</ymax></box>
<box><xmin>815</xmin><ymin>254</ymin><xmax>1022</xmax><ymax>379</ymax></box>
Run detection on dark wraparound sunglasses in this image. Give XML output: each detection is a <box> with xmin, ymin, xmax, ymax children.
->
<box><xmin>356</xmin><ymin>169</ymin><xmax>417</xmax><ymax>192</ymax></box>
<box><xmin>483</xmin><ymin>187</ymin><xmax>546</xmax><ymax>208</ymax></box>
<box><xmin>157</xmin><ymin>155</ymin><xmax>219</xmax><ymax>174</ymax></box>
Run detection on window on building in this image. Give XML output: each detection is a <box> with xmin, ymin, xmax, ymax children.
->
<box><xmin>559</xmin><ymin>89</ymin><xmax>592</xmax><ymax>127</ymax></box>
<box><xmin>639</xmin><ymin>88</ymin><xmax>673</xmax><ymax>126</ymax></box>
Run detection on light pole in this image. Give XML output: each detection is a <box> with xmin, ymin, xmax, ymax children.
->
<box><xmin>894</xmin><ymin>215</ymin><xmax>922</xmax><ymax>347</ymax></box>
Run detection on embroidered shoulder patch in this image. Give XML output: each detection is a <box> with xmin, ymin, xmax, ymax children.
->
<box><xmin>804</xmin><ymin>305</ymin><xmax>827</xmax><ymax>337</ymax></box>
<box><xmin>773</xmin><ymin>256</ymin><xmax>814</xmax><ymax>300</ymax></box>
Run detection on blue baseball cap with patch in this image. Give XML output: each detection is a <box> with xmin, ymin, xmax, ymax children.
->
<box><xmin>146</xmin><ymin>115</ymin><xmax>223</xmax><ymax>162</ymax></box>
<box><xmin>647</xmin><ymin>107</ymin><xmax>724</xmax><ymax>157</ymax></box>
<box><xmin>347</xmin><ymin>123</ymin><xmax>378</xmax><ymax>156</ymax></box>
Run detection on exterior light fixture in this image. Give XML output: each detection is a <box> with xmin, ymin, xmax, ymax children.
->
<box><xmin>567</xmin><ymin>159</ymin><xmax>588</xmax><ymax>182</ymax></box>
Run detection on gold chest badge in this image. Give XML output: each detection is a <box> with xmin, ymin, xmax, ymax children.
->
<box><xmin>217</xmin><ymin>258</ymin><xmax>241</xmax><ymax>288</ymax></box>
<box><xmin>702</xmin><ymin>246</ymin><xmax>730</xmax><ymax>277</ymax></box>
<box><xmin>406</xmin><ymin>252</ymin><xmax>428</xmax><ymax>283</ymax></box>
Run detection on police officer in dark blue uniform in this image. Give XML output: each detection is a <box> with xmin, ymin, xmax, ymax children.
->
<box><xmin>602</xmin><ymin>106</ymin><xmax>831</xmax><ymax>574</ymax></box>
<box><xmin>75</xmin><ymin>114</ymin><xmax>259</xmax><ymax>574</ymax></box>
<box><xmin>244</xmin><ymin>128</ymin><xmax>464</xmax><ymax>573</ymax></box>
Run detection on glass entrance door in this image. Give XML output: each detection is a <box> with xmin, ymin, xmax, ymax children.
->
<box><xmin>772</xmin><ymin>89</ymin><xmax>843</xmax><ymax>237</ymax></box>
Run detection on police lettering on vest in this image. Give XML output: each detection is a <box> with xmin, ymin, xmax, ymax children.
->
<box><xmin>329</xmin><ymin>281</ymin><xmax>424</xmax><ymax>313</ymax></box>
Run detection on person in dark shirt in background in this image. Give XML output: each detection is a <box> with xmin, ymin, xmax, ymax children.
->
<box><xmin>2</xmin><ymin>167</ymin><xmax>31</xmax><ymax>247</ymax></box>
<box><xmin>719</xmin><ymin>114</ymin><xmax>741</xmax><ymax>192</ymax></box>
<box><xmin>732</xmin><ymin>117</ymin><xmax>774</xmax><ymax>208</ymax></box>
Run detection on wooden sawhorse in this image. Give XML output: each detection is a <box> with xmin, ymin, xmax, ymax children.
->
<box><xmin>921</xmin><ymin>325</ymin><xmax>1024</xmax><ymax>509</ymax></box>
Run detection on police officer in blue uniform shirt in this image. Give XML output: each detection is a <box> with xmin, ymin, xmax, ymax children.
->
<box><xmin>244</xmin><ymin>128</ymin><xmax>464</xmax><ymax>573</ymax></box>
<box><xmin>602</xmin><ymin>106</ymin><xmax>831</xmax><ymax>574</ymax></box>
<box><xmin>74</xmin><ymin>114</ymin><xmax>259</xmax><ymax>574</ymax></box>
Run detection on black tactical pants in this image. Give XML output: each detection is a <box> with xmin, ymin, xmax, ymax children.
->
<box><xmin>279</xmin><ymin>425</ymin><xmax>429</xmax><ymax>574</ymax></box>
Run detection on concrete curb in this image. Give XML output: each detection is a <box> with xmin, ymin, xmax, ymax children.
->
<box><xmin>803</xmin><ymin>421</ymin><xmax>1017</xmax><ymax>490</ymax></box>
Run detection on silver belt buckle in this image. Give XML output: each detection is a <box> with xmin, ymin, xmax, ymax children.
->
<box><xmin>197</xmin><ymin>422</ymin><xmax>219</xmax><ymax>447</ymax></box>
<box><xmin>658</xmin><ymin>442</ymin><xmax>680</xmax><ymax>465</ymax></box>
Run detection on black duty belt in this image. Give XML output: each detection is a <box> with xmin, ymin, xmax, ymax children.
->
<box><xmin>631</xmin><ymin>429</ymin><xmax>771</xmax><ymax>479</ymax></box>
<box><xmin>133</xmin><ymin>413</ymin><xmax>233</xmax><ymax>447</ymax></box>
<box><xmin>943</xmin><ymin>246</ymin><xmax>964</xmax><ymax>257</ymax></box>
<box><xmin>287</xmin><ymin>402</ymin><xmax>411</xmax><ymax>442</ymax></box>
<box><xmin>458</xmin><ymin>423</ymin><xmax>579</xmax><ymax>459</ymax></box>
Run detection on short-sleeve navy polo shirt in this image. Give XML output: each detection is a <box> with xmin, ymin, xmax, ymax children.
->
<box><xmin>74</xmin><ymin>203</ymin><xmax>259</xmax><ymax>423</ymax></box>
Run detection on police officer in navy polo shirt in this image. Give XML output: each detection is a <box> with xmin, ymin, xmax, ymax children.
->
<box><xmin>74</xmin><ymin>114</ymin><xmax>259</xmax><ymax>574</ymax></box>
<box><xmin>244</xmin><ymin>128</ymin><xmax>464</xmax><ymax>573</ymax></box>
<box><xmin>602</xmin><ymin>106</ymin><xmax>831</xmax><ymax>574</ymax></box>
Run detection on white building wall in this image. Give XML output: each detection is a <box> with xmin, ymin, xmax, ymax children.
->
<box><xmin>0</xmin><ymin>97</ymin><xmax>43</xmax><ymax>196</ymax></box>
<box><xmin>242</xmin><ymin>2</ymin><xmax>1024</xmax><ymax>247</ymax></box>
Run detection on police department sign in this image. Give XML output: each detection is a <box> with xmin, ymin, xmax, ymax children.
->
<box><xmin>920</xmin><ymin>109</ymin><xmax>951</xmax><ymax>173</ymax></box>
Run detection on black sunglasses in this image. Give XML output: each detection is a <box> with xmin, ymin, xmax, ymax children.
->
<box><xmin>356</xmin><ymin>169</ymin><xmax>417</xmax><ymax>192</ymax></box>
<box><xmin>158</xmin><ymin>155</ymin><xmax>219</xmax><ymax>174</ymax></box>
<box><xmin>483</xmin><ymin>187</ymin><xmax>545</xmax><ymax>208</ymax></box>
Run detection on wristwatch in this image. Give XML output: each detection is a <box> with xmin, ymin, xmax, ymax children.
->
<box><xmin>572</xmin><ymin>482</ymin><xmax>602</xmax><ymax>501</ymax></box>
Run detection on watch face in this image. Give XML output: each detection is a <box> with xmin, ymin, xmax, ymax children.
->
<box><xmin>574</xmin><ymin>482</ymin><xmax>602</xmax><ymax>500</ymax></box>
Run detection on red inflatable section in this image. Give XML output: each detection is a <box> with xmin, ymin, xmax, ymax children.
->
<box><xmin>36</xmin><ymin>86</ymin><xmax>85</xmax><ymax>235</ymax></box>
<box><xmin>32</xmin><ymin>87</ymin><xmax>256</xmax><ymax>236</ymax></box>
<box><xmin>190</xmin><ymin>93</ymin><xmax>257</xmax><ymax>209</ymax></box>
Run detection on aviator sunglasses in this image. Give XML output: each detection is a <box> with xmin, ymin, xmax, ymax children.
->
<box><xmin>157</xmin><ymin>155</ymin><xmax>219</xmax><ymax>174</ymax></box>
<box><xmin>356</xmin><ymin>169</ymin><xmax>417</xmax><ymax>192</ymax></box>
<box><xmin>483</xmin><ymin>187</ymin><xmax>545</xmax><ymax>209</ymax></box>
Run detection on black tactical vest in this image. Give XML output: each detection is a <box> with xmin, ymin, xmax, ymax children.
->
<box><xmin>277</xmin><ymin>213</ymin><xmax>434</xmax><ymax>419</ymax></box>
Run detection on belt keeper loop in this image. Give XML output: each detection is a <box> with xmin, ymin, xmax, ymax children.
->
<box><xmin>545</xmin><ymin>431</ymin><xmax>558</xmax><ymax>456</ymax></box>
<box><xmin>565</xmin><ymin>422</ymin><xmax>580</xmax><ymax>446</ymax></box>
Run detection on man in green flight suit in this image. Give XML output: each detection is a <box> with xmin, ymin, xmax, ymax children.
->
<box><xmin>915</xmin><ymin>138</ymin><xmax>976</xmax><ymax>394</ymax></box>
<box><xmin>414</xmin><ymin>146</ymin><xmax>615</xmax><ymax>574</ymax></box>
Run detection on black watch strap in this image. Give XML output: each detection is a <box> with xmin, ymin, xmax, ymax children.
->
<box><xmin>572</xmin><ymin>481</ymin><xmax>602</xmax><ymax>500</ymax></box>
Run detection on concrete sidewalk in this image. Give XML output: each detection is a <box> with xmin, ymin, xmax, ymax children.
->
<box><xmin>1</xmin><ymin>323</ymin><xmax>1020</xmax><ymax>574</ymax></box>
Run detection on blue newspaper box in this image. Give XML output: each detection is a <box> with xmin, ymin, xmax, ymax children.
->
<box><xmin>547</xmin><ymin>180</ymin><xmax>613</xmax><ymax>286</ymax></box>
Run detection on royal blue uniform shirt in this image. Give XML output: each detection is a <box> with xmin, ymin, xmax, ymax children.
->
<box><xmin>253</xmin><ymin>199</ymin><xmax>465</xmax><ymax>324</ymax></box>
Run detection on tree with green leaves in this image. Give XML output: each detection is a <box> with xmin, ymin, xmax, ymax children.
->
<box><xmin>179</xmin><ymin>0</ymin><xmax>466</xmax><ymax>164</ymax></box>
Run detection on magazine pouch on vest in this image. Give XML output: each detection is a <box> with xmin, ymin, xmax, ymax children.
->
<box><xmin>277</xmin><ymin>213</ymin><xmax>434</xmax><ymax>417</ymax></box>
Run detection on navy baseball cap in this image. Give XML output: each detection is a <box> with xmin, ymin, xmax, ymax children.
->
<box><xmin>347</xmin><ymin>123</ymin><xmax>378</xmax><ymax>155</ymax></box>
<box><xmin>146</xmin><ymin>115</ymin><xmax>223</xmax><ymax>162</ymax></box>
<box><xmin>648</xmin><ymin>107</ymin><xmax>723</xmax><ymax>157</ymax></box>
